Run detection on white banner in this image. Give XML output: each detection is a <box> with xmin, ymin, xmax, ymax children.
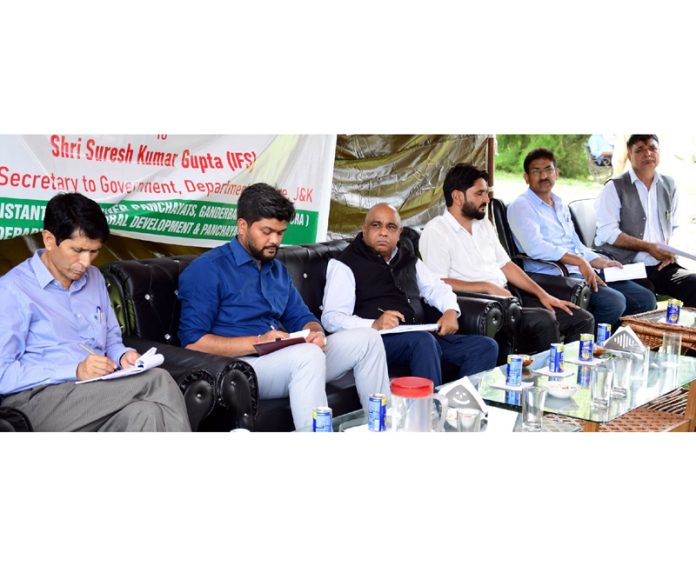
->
<box><xmin>0</xmin><ymin>134</ymin><xmax>337</xmax><ymax>246</ymax></box>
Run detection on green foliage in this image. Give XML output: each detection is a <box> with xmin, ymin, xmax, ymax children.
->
<box><xmin>496</xmin><ymin>135</ymin><xmax>591</xmax><ymax>180</ymax></box>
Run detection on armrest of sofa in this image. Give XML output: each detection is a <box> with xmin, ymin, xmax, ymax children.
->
<box><xmin>454</xmin><ymin>295</ymin><xmax>505</xmax><ymax>337</ymax></box>
<box><xmin>122</xmin><ymin>336</ymin><xmax>257</xmax><ymax>431</ymax></box>
<box><xmin>0</xmin><ymin>406</ymin><xmax>33</xmax><ymax>432</ymax></box>
<box><xmin>454</xmin><ymin>291</ymin><xmax>522</xmax><ymax>334</ymax></box>
<box><xmin>521</xmin><ymin>273</ymin><xmax>591</xmax><ymax>310</ymax></box>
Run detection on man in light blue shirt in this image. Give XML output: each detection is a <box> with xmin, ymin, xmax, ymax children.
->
<box><xmin>507</xmin><ymin>148</ymin><xmax>656</xmax><ymax>329</ymax></box>
<box><xmin>0</xmin><ymin>193</ymin><xmax>190</xmax><ymax>431</ymax></box>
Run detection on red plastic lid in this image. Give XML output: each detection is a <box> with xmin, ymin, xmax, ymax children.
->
<box><xmin>390</xmin><ymin>377</ymin><xmax>434</xmax><ymax>398</ymax></box>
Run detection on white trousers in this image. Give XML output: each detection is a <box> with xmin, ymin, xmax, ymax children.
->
<box><xmin>241</xmin><ymin>327</ymin><xmax>390</xmax><ymax>430</ymax></box>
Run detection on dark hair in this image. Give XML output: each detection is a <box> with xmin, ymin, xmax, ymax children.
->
<box><xmin>237</xmin><ymin>183</ymin><xmax>296</xmax><ymax>225</ymax></box>
<box><xmin>442</xmin><ymin>164</ymin><xmax>489</xmax><ymax>207</ymax></box>
<box><xmin>627</xmin><ymin>134</ymin><xmax>659</xmax><ymax>149</ymax></box>
<box><xmin>43</xmin><ymin>193</ymin><xmax>110</xmax><ymax>245</ymax></box>
<box><xmin>523</xmin><ymin>148</ymin><xmax>556</xmax><ymax>173</ymax></box>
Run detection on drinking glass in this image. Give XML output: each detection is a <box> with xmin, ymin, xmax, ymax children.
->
<box><xmin>611</xmin><ymin>356</ymin><xmax>633</xmax><ymax>398</ymax></box>
<box><xmin>521</xmin><ymin>386</ymin><xmax>546</xmax><ymax>432</ymax></box>
<box><xmin>591</xmin><ymin>366</ymin><xmax>613</xmax><ymax>408</ymax></box>
<box><xmin>456</xmin><ymin>408</ymin><xmax>483</xmax><ymax>432</ymax></box>
<box><xmin>660</xmin><ymin>332</ymin><xmax>682</xmax><ymax>367</ymax></box>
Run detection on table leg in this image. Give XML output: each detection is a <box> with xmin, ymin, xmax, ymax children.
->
<box><xmin>684</xmin><ymin>385</ymin><xmax>696</xmax><ymax>432</ymax></box>
<box><xmin>582</xmin><ymin>421</ymin><xmax>600</xmax><ymax>432</ymax></box>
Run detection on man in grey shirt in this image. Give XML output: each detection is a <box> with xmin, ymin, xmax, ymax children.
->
<box><xmin>594</xmin><ymin>134</ymin><xmax>696</xmax><ymax>306</ymax></box>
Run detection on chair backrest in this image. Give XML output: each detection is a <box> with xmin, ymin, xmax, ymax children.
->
<box><xmin>275</xmin><ymin>239</ymin><xmax>351</xmax><ymax>320</ymax></box>
<box><xmin>103</xmin><ymin>255</ymin><xmax>196</xmax><ymax>344</ymax></box>
<box><xmin>568</xmin><ymin>198</ymin><xmax>597</xmax><ymax>248</ymax></box>
<box><xmin>489</xmin><ymin>198</ymin><xmax>521</xmax><ymax>262</ymax></box>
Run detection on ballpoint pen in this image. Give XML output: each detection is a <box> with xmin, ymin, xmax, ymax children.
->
<box><xmin>96</xmin><ymin>306</ymin><xmax>102</xmax><ymax>322</ymax></box>
<box><xmin>78</xmin><ymin>343</ymin><xmax>97</xmax><ymax>355</ymax></box>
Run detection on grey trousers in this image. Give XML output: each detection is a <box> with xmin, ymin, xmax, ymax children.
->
<box><xmin>241</xmin><ymin>327</ymin><xmax>390</xmax><ymax>430</ymax></box>
<box><xmin>1</xmin><ymin>368</ymin><xmax>191</xmax><ymax>432</ymax></box>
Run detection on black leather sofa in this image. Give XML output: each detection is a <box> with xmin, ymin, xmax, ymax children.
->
<box><xmin>0</xmin><ymin>407</ymin><xmax>32</xmax><ymax>432</ymax></box>
<box><xmin>103</xmin><ymin>237</ymin><xmax>506</xmax><ymax>432</ymax></box>
<box><xmin>102</xmin><ymin>258</ymin><xmax>257</xmax><ymax>432</ymax></box>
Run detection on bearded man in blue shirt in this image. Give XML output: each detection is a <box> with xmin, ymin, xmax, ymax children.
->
<box><xmin>507</xmin><ymin>148</ymin><xmax>657</xmax><ymax>329</ymax></box>
<box><xmin>178</xmin><ymin>183</ymin><xmax>390</xmax><ymax>431</ymax></box>
<box><xmin>0</xmin><ymin>193</ymin><xmax>191</xmax><ymax>431</ymax></box>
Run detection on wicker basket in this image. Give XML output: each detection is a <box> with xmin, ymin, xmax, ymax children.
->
<box><xmin>620</xmin><ymin>307</ymin><xmax>696</xmax><ymax>353</ymax></box>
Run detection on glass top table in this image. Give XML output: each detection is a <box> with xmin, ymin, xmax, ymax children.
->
<box><xmin>323</xmin><ymin>404</ymin><xmax>580</xmax><ymax>433</ymax></box>
<box><xmin>470</xmin><ymin>341</ymin><xmax>696</xmax><ymax>431</ymax></box>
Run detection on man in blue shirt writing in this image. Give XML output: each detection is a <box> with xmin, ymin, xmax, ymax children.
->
<box><xmin>0</xmin><ymin>193</ymin><xmax>190</xmax><ymax>431</ymax></box>
<box><xmin>178</xmin><ymin>183</ymin><xmax>390</xmax><ymax>431</ymax></box>
<box><xmin>507</xmin><ymin>148</ymin><xmax>656</xmax><ymax>329</ymax></box>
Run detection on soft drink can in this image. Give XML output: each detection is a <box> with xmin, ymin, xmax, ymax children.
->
<box><xmin>312</xmin><ymin>407</ymin><xmax>333</xmax><ymax>432</ymax></box>
<box><xmin>577</xmin><ymin>365</ymin><xmax>592</xmax><ymax>387</ymax></box>
<box><xmin>367</xmin><ymin>393</ymin><xmax>387</xmax><ymax>432</ymax></box>
<box><xmin>549</xmin><ymin>343</ymin><xmax>565</xmax><ymax>373</ymax></box>
<box><xmin>505</xmin><ymin>390</ymin><xmax>521</xmax><ymax>405</ymax></box>
<box><xmin>506</xmin><ymin>355</ymin><xmax>523</xmax><ymax>386</ymax></box>
<box><xmin>597</xmin><ymin>323</ymin><xmax>612</xmax><ymax>345</ymax></box>
<box><xmin>579</xmin><ymin>333</ymin><xmax>594</xmax><ymax>361</ymax></box>
<box><xmin>666</xmin><ymin>299</ymin><xmax>682</xmax><ymax>324</ymax></box>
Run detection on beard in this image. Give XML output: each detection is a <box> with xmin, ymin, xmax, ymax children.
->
<box><xmin>460</xmin><ymin>201</ymin><xmax>486</xmax><ymax>220</ymax></box>
<box><xmin>247</xmin><ymin>240</ymin><xmax>279</xmax><ymax>263</ymax></box>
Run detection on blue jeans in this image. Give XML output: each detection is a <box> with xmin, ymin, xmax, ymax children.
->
<box><xmin>381</xmin><ymin>332</ymin><xmax>499</xmax><ymax>387</ymax></box>
<box><xmin>570</xmin><ymin>274</ymin><xmax>656</xmax><ymax>329</ymax></box>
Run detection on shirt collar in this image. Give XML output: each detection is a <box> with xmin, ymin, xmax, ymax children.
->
<box><xmin>30</xmin><ymin>249</ymin><xmax>89</xmax><ymax>291</ymax></box>
<box><xmin>524</xmin><ymin>187</ymin><xmax>561</xmax><ymax>208</ymax></box>
<box><xmin>627</xmin><ymin>164</ymin><xmax>661</xmax><ymax>189</ymax></box>
<box><xmin>230</xmin><ymin>236</ymin><xmax>262</xmax><ymax>267</ymax></box>
<box><xmin>443</xmin><ymin>209</ymin><xmax>467</xmax><ymax>232</ymax></box>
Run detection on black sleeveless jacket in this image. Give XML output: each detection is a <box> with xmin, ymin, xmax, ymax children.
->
<box><xmin>336</xmin><ymin>233</ymin><xmax>425</xmax><ymax>324</ymax></box>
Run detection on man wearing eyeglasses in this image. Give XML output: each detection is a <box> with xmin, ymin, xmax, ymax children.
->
<box><xmin>594</xmin><ymin>135</ymin><xmax>696</xmax><ymax>307</ymax></box>
<box><xmin>507</xmin><ymin>148</ymin><xmax>657</xmax><ymax>329</ymax></box>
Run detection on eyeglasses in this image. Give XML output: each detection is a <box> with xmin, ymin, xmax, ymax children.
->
<box><xmin>529</xmin><ymin>166</ymin><xmax>555</xmax><ymax>177</ymax></box>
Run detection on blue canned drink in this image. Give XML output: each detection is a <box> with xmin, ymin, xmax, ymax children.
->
<box><xmin>506</xmin><ymin>355</ymin><xmax>523</xmax><ymax>386</ymax></box>
<box><xmin>312</xmin><ymin>407</ymin><xmax>333</xmax><ymax>432</ymax></box>
<box><xmin>505</xmin><ymin>390</ymin><xmax>521</xmax><ymax>405</ymax></box>
<box><xmin>549</xmin><ymin>343</ymin><xmax>565</xmax><ymax>373</ymax></box>
<box><xmin>579</xmin><ymin>333</ymin><xmax>594</xmax><ymax>361</ymax></box>
<box><xmin>367</xmin><ymin>393</ymin><xmax>387</xmax><ymax>432</ymax></box>
<box><xmin>577</xmin><ymin>365</ymin><xmax>592</xmax><ymax>387</ymax></box>
<box><xmin>666</xmin><ymin>299</ymin><xmax>682</xmax><ymax>324</ymax></box>
<box><xmin>597</xmin><ymin>323</ymin><xmax>612</xmax><ymax>346</ymax></box>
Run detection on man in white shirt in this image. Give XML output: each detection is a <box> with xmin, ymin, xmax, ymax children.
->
<box><xmin>594</xmin><ymin>134</ymin><xmax>696</xmax><ymax>306</ymax></box>
<box><xmin>322</xmin><ymin>203</ymin><xmax>498</xmax><ymax>387</ymax></box>
<box><xmin>420</xmin><ymin>163</ymin><xmax>594</xmax><ymax>355</ymax></box>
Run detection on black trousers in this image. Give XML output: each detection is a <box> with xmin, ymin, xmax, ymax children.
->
<box><xmin>644</xmin><ymin>263</ymin><xmax>696</xmax><ymax>307</ymax></box>
<box><xmin>515</xmin><ymin>298</ymin><xmax>595</xmax><ymax>355</ymax></box>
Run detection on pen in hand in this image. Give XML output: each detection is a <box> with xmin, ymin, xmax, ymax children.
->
<box><xmin>78</xmin><ymin>343</ymin><xmax>97</xmax><ymax>356</ymax></box>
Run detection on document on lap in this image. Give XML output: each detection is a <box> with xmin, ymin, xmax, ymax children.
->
<box><xmin>379</xmin><ymin>323</ymin><xmax>440</xmax><ymax>335</ymax></box>
<box><xmin>603</xmin><ymin>262</ymin><xmax>647</xmax><ymax>282</ymax></box>
<box><xmin>253</xmin><ymin>329</ymin><xmax>311</xmax><ymax>356</ymax></box>
<box><xmin>76</xmin><ymin>347</ymin><xmax>165</xmax><ymax>384</ymax></box>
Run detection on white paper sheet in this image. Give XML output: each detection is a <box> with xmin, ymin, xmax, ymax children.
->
<box><xmin>658</xmin><ymin>243</ymin><xmax>696</xmax><ymax>262</ymax></box>
<box><xmin>76</xmin><ymin>347</ymin><xmax>164</xmax><ymax>384</ymax></box>
<box><xmin>603</xmin><ymin>262</ymin><xmax>647</xmax><ymax>282</ymax></box>
<box><xmin>379</xmin><ymin>323</ymin><xmax>439</xmax><ymax>335</ymax></box>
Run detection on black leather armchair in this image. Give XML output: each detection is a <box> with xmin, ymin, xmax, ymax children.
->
<box><xmin>102</xmin><ymin>257</ymin><xmax>256</xmax><ymax>432</ymax></box>
<box><xmin>489</xmin><ymin>198</ymin><xmax>591</xmax><ymax>309</ymax></box>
